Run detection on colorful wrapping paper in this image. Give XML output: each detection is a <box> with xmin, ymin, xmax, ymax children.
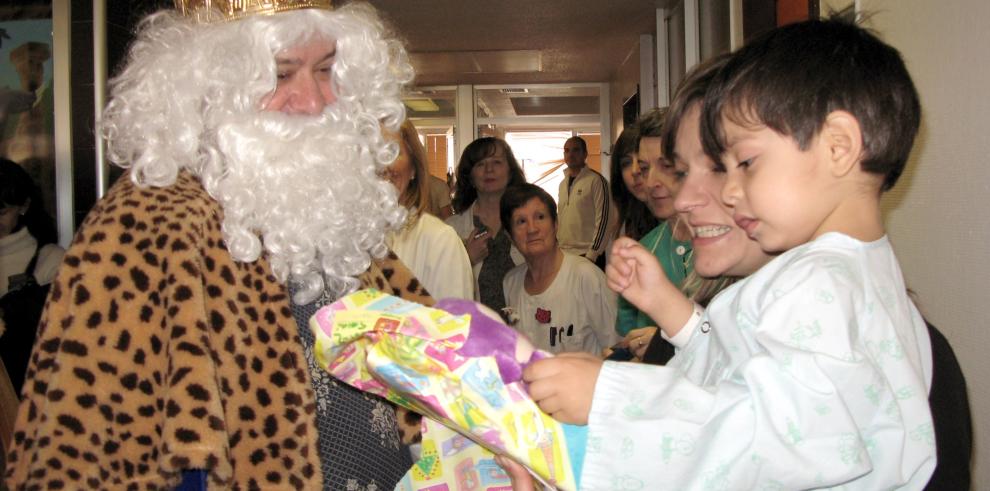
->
<box><xmin>310</xmin><ymin>289</ymin><xmax>577</xmax><ymax>490</ymax></box>
<box><xmin>396</xmin><ymin>418</ymin><xmax>512</xmax><ymax>490</ymax></box>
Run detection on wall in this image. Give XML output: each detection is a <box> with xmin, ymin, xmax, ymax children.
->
<box><xmin>608</xmin><ymin>39</ymin><xmax>642</xmax><ymax>145</ymax></box>
<box><xmin>776</xmin><ymin>0</ymin><xmax>810</xmax><ymax>26</ymax></box>
<box><xmin>698</xmin><ymin>0</ymin><xmax>731</xmax><ymax>59</ymax></box>
<box><xmin>862</xmin><ymin>0</ymin><xmax>990</xmax><ymax>487</ymax></box>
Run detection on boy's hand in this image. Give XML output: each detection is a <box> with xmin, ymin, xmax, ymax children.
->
<box><xmin>607</xmin><ymin>238</ymin><xmax>695</xmax><ymax>338</ymax></box>
<box><xmin>606</xmin><ymin>237</ymin><xmax>675</xmax><ymax>312</ymax></box>
<box><xmin>523</xmin><ymin>352</ymin><xmax>603</xmax><ymax>425</ymax></box>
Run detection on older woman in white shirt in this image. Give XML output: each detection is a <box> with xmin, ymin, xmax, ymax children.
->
<box><xmin>500</xmin><ymin>183</ymin><xmax>617</xmax><ymax>355</ymax></box>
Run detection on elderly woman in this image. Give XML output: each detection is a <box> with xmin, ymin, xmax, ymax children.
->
<box><xmin>383</xmin><ymin>120</ymin><xmax>473</xmax><ymax>300</ymax></box>
<box><xmin>500</xmin><ymin>183</ymin><xmax>617</xmax><ymax>355</ymax></box>
<box><xmin>446</xmin><ymin>137</ymin><xmax>527</xmax><ymax>313</ymax></box>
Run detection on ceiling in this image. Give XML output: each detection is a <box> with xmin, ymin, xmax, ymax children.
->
<box><xmin>366</xmin><ymin>0</ymin><xmax>679</xmax><ymax>87</ymax></box>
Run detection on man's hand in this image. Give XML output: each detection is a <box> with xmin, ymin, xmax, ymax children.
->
<box><xmin>523</xmin><ymin>352</ymin><xmax>603</xmax><ymax>425</ymax></box>
<box><xmin>465</xmin><ymin>227</ymin><xmax>490</xmax><ymax>265</ymax></box>
<box><xmin>494</xmin><ymin>455</ymin><xmax>536</xmax><ymax>491</ymax></box>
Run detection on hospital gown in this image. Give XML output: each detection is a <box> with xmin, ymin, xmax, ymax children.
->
<box><xmin>582</xmin><ymin>232</ymin><xmax>936</xmax><ymax>490</ymax></box>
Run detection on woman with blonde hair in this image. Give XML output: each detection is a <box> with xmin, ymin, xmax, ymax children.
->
<box><xmin>383</xmin><ymin>120</ymin><xmax>473</xmax><ymax>300</ymax></box>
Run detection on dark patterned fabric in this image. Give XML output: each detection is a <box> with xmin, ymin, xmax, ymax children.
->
<box><xmin>290</xmin><ymin>286</ymin><xmax>412</xmax><ymax>491</ymax></box>
<box><xmin>474</xmin><ymin>215</ymin><xmax>514</xmax><ymax>313</ymax></box>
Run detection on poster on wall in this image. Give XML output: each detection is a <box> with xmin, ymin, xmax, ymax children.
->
<box><xmin>0</xmin><ymin>10</ymin><xmax>55</xmax><ymax>219</ymax></box>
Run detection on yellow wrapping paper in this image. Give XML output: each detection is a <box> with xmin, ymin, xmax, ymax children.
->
<box><xmin>309</xmin><ymin>289</ymin><xmax>577</xmax><ymax>490</ymax></box>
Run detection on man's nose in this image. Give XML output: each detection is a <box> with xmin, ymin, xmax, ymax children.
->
<box><xmin>286</xmin><ymin>75</ymin><xmax>326</xmax><ymax>115</ymax></box>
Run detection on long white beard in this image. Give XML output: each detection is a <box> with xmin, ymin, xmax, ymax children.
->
<box><xmin>206</xmin><ymin>107</ymin><xmax>406</xmax><ymax>305</ymax></box>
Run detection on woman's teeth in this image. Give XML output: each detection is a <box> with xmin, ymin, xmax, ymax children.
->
<box><xmin>694</xmin><ymin>225</ymin><xmax>732</xmax><ymax>238</ymax></box>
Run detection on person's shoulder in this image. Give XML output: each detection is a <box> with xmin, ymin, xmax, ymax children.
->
<box><xmin>788</xmin><ymin>232</ymin><xmax>874</xmax><ymax>269</ymax></box>
<box><xmin>71</xmin><ymin>172</ymin><xmax>217</xmax><ymax>251</ymax></box>
<box><xmin>428</xmin><ymin>176</ymin><xmax>451</xmax><ymax>203</ymax></box>
<box><xmin>419</xmin><ymin>213</ymin><xmax>454</xmax><ymax>234</ymax></box>
<box><xmin>98</xmin><ymin>171</ymin><xmax>217</xmax><ymax>220</ymax></box>
<box><xmin>504</xmin><ymin>261</ymin><xmax>528</xmax><ymax>283</ymax></box>
<box><xmin>428</xmin><ymin>175</ymin><xmax>449</xmax><ymax>193</ymax></box>
<box><xmin>420</xmin><ymin>214</ymin><xmax>465</xmax><ymax>244</ymax></box>
<box><xmin>563</xmin><ymin>252</ymin><xmax>604</xmax><ymax>277</ymax></box>
<box><xmin>639</xmin><ymin>222</ymin><xmax>665</xmax><ymax>244</ymax></box>
<box><xmin>502</xmin><ymin>263</ymin><xmax>527</xmax><ymax>297</ymax></box>
<box><xmin>444</xmin><ymin>211</ymin><xmax>473</xmax><ymax>237</ymax></box>
<box><xmin>576</xmin><ymin>165</ymin><xmax>601</xmax><ymax>180</ymax></box>
<box><xmin>37</xmin><ymin>242</ymin><xmax>65</xmax><ymax>265</ymax></box>
<box><xmin>748</xmin><ymin>233</ymin><xmax>870</xmax><ymax>297</ymax></box>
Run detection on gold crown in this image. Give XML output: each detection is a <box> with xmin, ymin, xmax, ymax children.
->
<box><xmin>174</xmin><ymin>0</ymin><xmax>334</xmax><ymax>22</ymax></box>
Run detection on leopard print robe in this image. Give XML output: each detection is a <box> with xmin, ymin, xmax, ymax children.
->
<box><xmin>4</xmin><ymin>172</ymin><xmax>432</xmax><ymax>490</ymax></box>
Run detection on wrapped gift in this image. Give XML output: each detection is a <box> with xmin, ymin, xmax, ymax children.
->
<box><xmin>395</xmin><ymin>418</ymin><xmax>512</xmax><ymax>491</ymax></box>
<box><xmin>310</xmin><ymin>289</ymin><xmax>580</xmax><ymax>490</ymax></box>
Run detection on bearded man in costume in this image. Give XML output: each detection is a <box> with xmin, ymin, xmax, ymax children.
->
<box><xmin>4</xmin><ymin>1</ymin><xmax>432</xmax><ymax>489</ymax></box>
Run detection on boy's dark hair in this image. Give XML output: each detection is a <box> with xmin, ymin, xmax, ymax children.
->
<box><xmin>499</xmin><ymin>183</ymin><xmax>557</xmax><ymax>234</ymax></box>
<box><xmin>661</xmin><ymin>54</ymin><xmax>731</xmax><ymax>161</ymax></box>
<box><xmin>701</xmin><ymin>18</ymin><xmax>920</xmax><ymax>191</ymax></box>
<box><xmin>451</xmin><ymin>137</ymin><xmax>526</xmax><ymax>213</ymax></box>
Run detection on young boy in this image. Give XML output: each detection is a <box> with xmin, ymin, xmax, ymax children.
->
<box><xmin>522</xmin><ymin>19</ymin><xmax>936</xmax><ymax>489</ymax></box>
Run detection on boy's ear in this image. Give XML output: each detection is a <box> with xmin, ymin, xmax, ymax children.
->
<box><xmin>820</xmin><ymin>110</ymin><xmax>864</xmax><ymax>178</ymax></box>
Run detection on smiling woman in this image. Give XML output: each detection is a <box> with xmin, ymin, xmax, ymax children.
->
<box><xmin>499</xmin><ymin>183</ymin><xmax>618</xmax><ymax>356</ymax></box>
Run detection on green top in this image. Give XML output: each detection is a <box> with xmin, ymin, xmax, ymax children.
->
<box><xmin>614</xmin><ymin>221</ymin><xmax>693</xmax><ymax>336</ymax></box>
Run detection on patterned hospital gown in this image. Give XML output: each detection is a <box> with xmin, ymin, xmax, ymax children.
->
<box><xmin>582</xmin><ymin>232</ymin><xmax>936</xmax><ymax>490</ymax></box>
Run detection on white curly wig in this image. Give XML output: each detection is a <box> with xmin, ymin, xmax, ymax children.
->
<box><xmin>101</xmin><ymin>3</ymin><xmax>414</xmax><ymax>304</ymax></box>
